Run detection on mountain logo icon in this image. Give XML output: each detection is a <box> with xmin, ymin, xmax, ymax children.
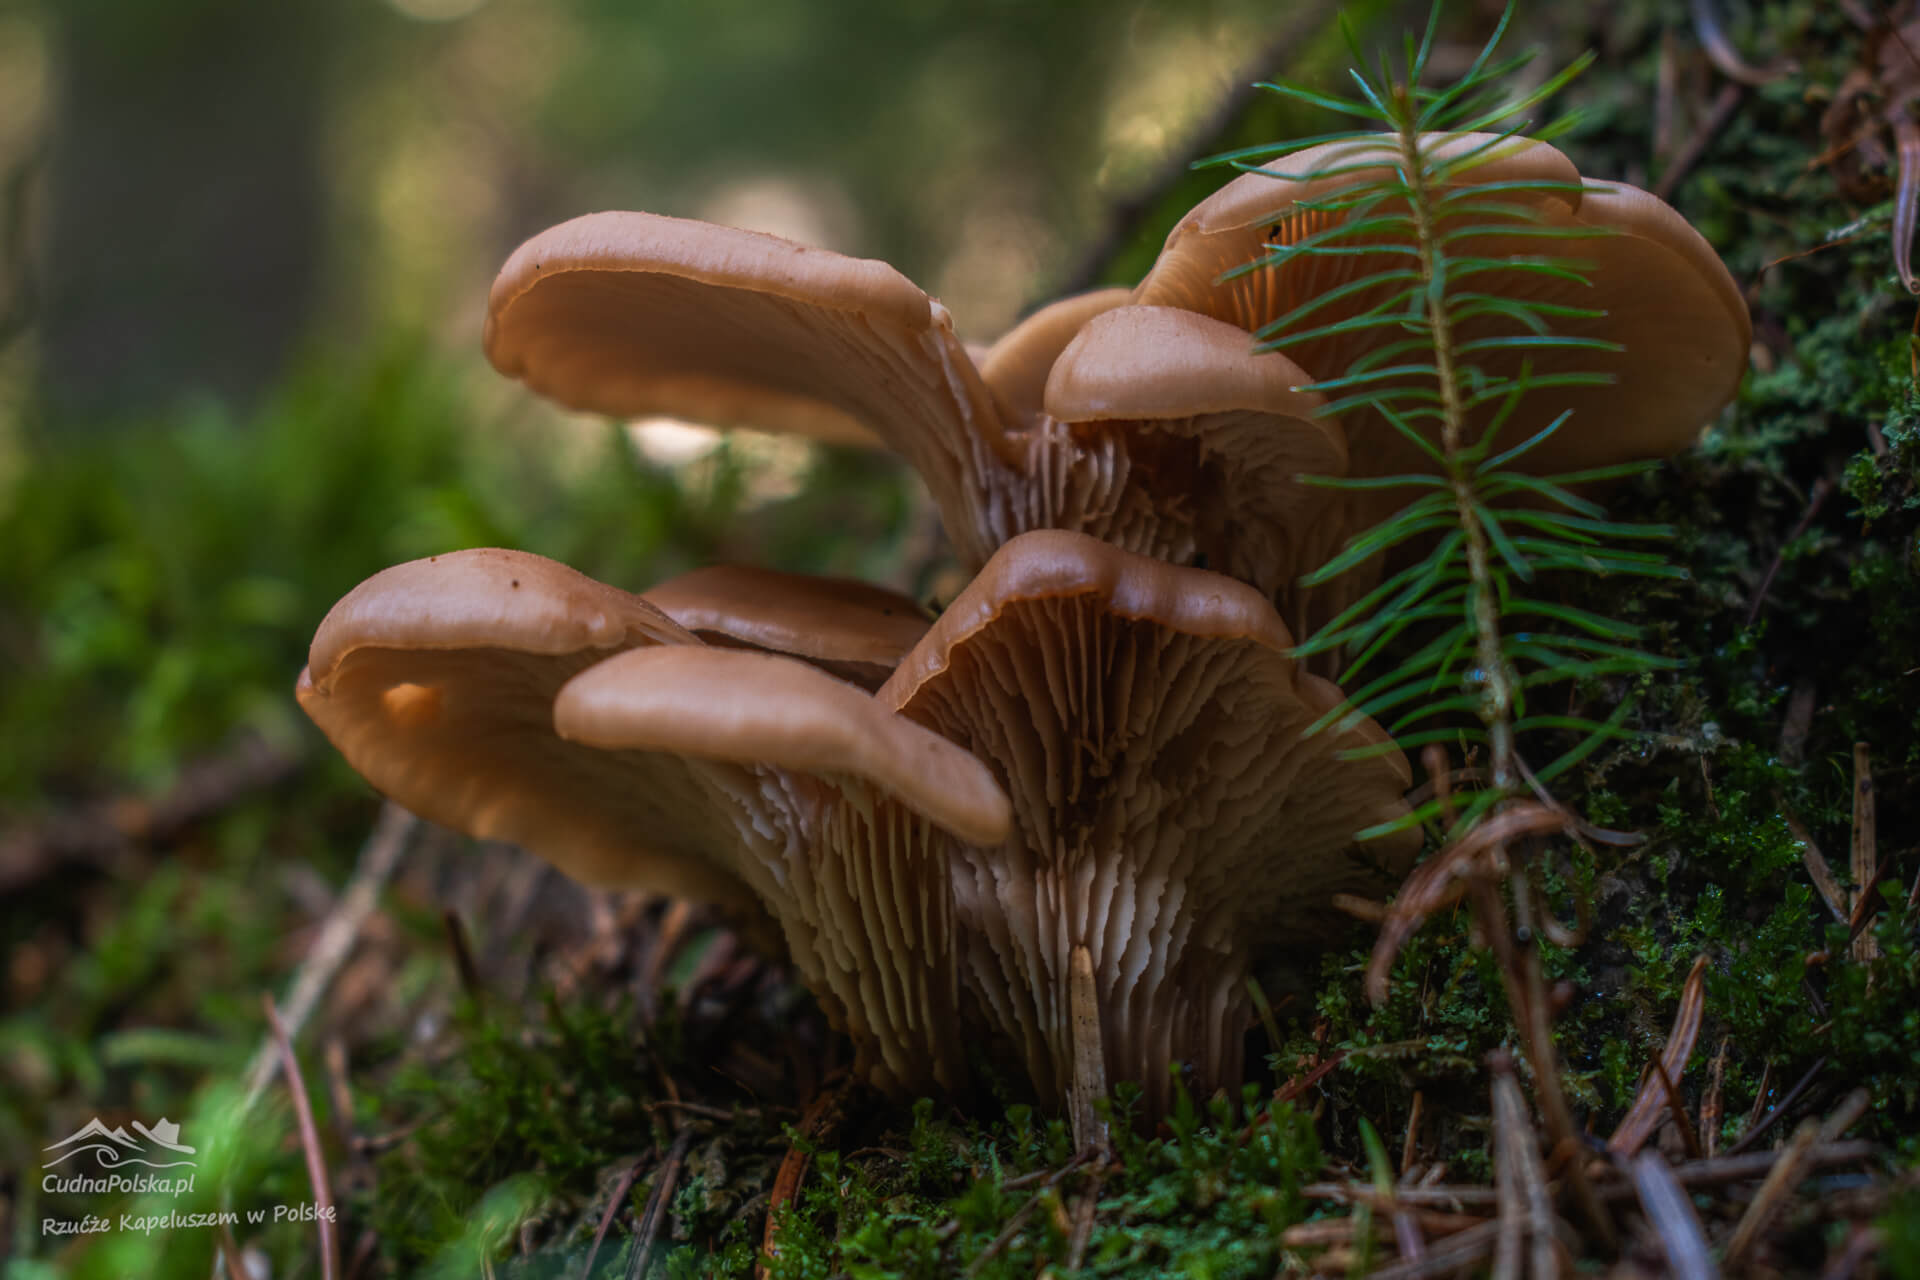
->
<box><xmin>43</xmin><ymin>1116</ymin><xmax>198</xmax><ymax>1169</ymax></box>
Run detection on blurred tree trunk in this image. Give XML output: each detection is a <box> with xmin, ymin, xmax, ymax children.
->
<box><xmin>40</xmin><ymin>0</ymin><xmax>327</xmax><ymax>418</ymax></box>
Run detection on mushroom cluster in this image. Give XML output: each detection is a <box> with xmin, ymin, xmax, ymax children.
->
<box><xmin>299</xmin><ymin>533</ymin><xmax>1416</xmax><ymax>1133</ymax></box>
<box><xmin>485</xmin><ymin>132</ymin><xmax>1749</xmax><ymax>638</ymax></box>
<box><xmin>301</xmin><ymin>129</ymin><xmax>1747</xmax><ymax>1136</ymax></box>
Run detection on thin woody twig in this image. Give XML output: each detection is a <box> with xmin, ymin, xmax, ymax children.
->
<box><xmin>264</xmin><ymin>995</ymin><xmax>341</xmax><ymax>1280</ymax></box>
<box><xmin>242</xmin><ymin>803</ymin><xmax>418</xmax><ymax>1114</ymax></box>
<box><xmin>1630</xmin><ymin>1151</ymin><xmax>1717</xmax><ymax>1280</ymax></box>
<box><xmin>1725</xmin><ymin>1057</ymin><xmax>1827</xmax><ymax>1156</ymax></box>
<box><xmin>582</xmin><ymin>1154</ymin><xmax>650</xmax><ymax>1280</ymax></box>
<box><xmin>1746</xmin><ymin>476</ymin><xmax>1833</xmax><ymax>627</ymax></box>
<box><xmin>0</xmin><ymin>732</ymin><xmax>303</xmax><ymax>893</ymax></box>
<box><xmin>1724</xmin><ymin>1119</ymin><xmax>1821</xmax><ymax>1270</ymax></box>
<box><xmin>1851</xmin><ymin>743</ymin><xmax>1880</xmax><ymax>962</ymax></box>
<box><xmin>1608</xmin><ymin>955</ymin><xmax>1709</xmax><ymax>1156</ymax></box>
<box><xmin>1784</xmin><ymin>806</ymin><xmax>1849</xmax><ymax>924</ymax></box>
<box><xmin>625</xmin><ymin>1129</ymin><xmax>693</xmax><ymax>1280</ymax></box>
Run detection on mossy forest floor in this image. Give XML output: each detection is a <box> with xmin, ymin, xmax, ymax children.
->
<box><xmin>4</xmin><ymin>3</ymin><xmax>1920</xmax><ymax>1277</ymax></box>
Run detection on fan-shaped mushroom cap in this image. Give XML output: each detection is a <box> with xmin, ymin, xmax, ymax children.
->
<box><xmin>299</xmin><ymin>546</ymin><xmax>1014</xmax><ymax>1095</ymax></box>
<box><xmin>486</xmin><ymin>211</ymin><xmax>1012</xmax><ymax>564</ymax></box>
<box><xmin>878</xmin><ymin>529</ymin><xmax>1419</xmax><ymax>1118</ymax></box>
<box><xmin>977</xmin><ymin>287</ymin><xmax>1132</xmax><ymax>424</ymax></box>
<box><xmin>642</xmin><ymin>564</ymin><xmax>929</xmax><ymax>691</ymax></box>
<box><xmin>1134</xmin><ymin>132</ymin><xmax>1750</xmax><ymax>475</ymax></box>
<box><xmin>297</xmin><ymin>549</ymin><xmax>764</xmax><ymax>915</ymax></box>
<box><xmin>557</xmin><ymin>646</ymin><xmax>1009</xmax><ymax>848</ymax></box>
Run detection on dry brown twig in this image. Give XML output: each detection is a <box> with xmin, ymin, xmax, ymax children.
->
<box><xmin>1723</xmin><ymin>1118</ymin><xmax>1821</xmax><ymax>1270</ymax></box>
<box><xmin>264</xmin><ymin>994</ymin><xmax>341</xmax><ymax>1280</ymax></box>
<box><xmin>757</xmin><ymin>1074</ymin><xmax>856</xmax><ymax>1280</ymax></box>
<box><xmin>1608</xmin><ymin>955</ymin><xmax>1709</xmax><ymax>1157</ymax></box>
<box><xmin>0</xmin><ymin>731</ymin><xmax>302</xmax><ymax>893</ymax></box>
<box><xmin>581</xmin><ymin>1151</ymin><xmax>652</xmax><ymax>1280</ymax></box>
<box><xmin>1627</xmin><ymin>1151</ymin><xmax>1716</xmax><ymax>1280</ymax></box>
<box><xmin>1851</xmin><ymin>742</ymin><xmax>1881</xmax><ymax>962</ymax></box>
<box><xmin>625</xmin><ymin>1128</ymin><xmax>694</xmax><ymax>1280</ymax></box>
<box><xmin>242</xmin><ymin>802</ymin><xmax>419</xmax><ymax>1113</ymax></box>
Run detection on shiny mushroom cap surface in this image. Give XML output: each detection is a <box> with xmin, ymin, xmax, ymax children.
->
<box><xmin>485</xmin><ymin>211</ymin><xmax>1012</xmax><ymax>564</ymax></box>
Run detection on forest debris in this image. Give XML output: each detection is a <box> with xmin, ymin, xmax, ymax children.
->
<box><xmin>442</xmin><ymin>910</ymin><xmax>485</xmax><ymax>1008</ymax></box>
<box><xmin>626</xmin><ymin>1128</ymin><xmax>693</xmax><ymax>1280</ymax></box>
<box><xmin>0</xmin><ymin>730</ymin><xmax>303</xmax><ymax>892</ymax></box>
<box><xmin>1777</xmin><ymin>681</ymin><xmax>1816</xmax><ymax>766</ymax></box>
<box><xmin>1596</xmin><ymin>1139</ymin><xmax>1877</xmax><ymax>1199</ymax></box>
<box><xmin>1690</xmin><ymin>0</ymin><xmax>1797</xmax><ymax>86</ymax></box>
<box><xmin>1365</xmin><ymin>803</ymin><xmax>1568</xmax><ymax>1005</ymax></box>
<box><xmin>1491</xmin><ymin>1058</ymin><xmax>1559</xmax><ymax>1280</ymax></box>
<box><xmin>1608</xmin><ymin>955</ymin><xmax>1708</xmax><ymax>1156</ymax></box>
<box><xmin>962</xmin><ymin>1154</ymin><xmax>1093</xmax><ymax>1279</ymax></box>
<box><xmin>1655</xmin><ymin>83</ymin><xmax>1745</xmax><ymax>203</ymax></box>
<box><xmin>1783</xmin><ymin>806</ymin><xmax>1849</xmax><ymax>924</ymax></box>
<box><xmin>1722</xmin><ymin>1118</ymin><xmax>1820</xmax><ymax>1270</ymax></box>
<box><xmin>265</xmin><ymin>994</ymin><xmax>342</xmax><ymax>1280</ymax></box>
<box><xmin>1819</xmin><ymin>1223</ymin><xmax>1885</xmax><ymax>1280</ymax></box>
<box><xmin>1065</xmin><ymin>1170</ymin><xmax>1101</xmax><ymax>1272</ymax></box>
<box><xmin>1726</xmin><ymin>1057</ymin><xmax>1826</xmax><ymax>1156</ymax></box>
<box><xmin>1850</xmin><ymin>743</ymin><xmax>1879</xmax><ymax>962</ymax></box>
<box><xmin>1368</xmin><ymin>1219</ymin><xmax>1502</xmax><ymax>1279</ymax></box>
<box><xmin>241</xmin><ymin>801</ymin><xmax>418</xmax><ymax>1113</ymax></box>
<box><xmin>1701</xmin><ymin>1037</ymin><xmax>1729</xmax><ymax>1158</ymax></box>
<box><xmin>1628</xmin><ymin>1151</ymin><xmax>1715</xmax><ymax>1280</ymax></box>
<box><xmin>758</xmin><ymin>1074</ymin><xmax>856</xmax><ymax>1280</ymax></box>
<box><xmin>580</xmin><ymin>1152</ymin><xmax>649</xmax><ymax>1280</ymax></box>
<box><xmin>1745</xmin><ymin>475</ymin><xmax>1833</xmax><ymax>627</ymax></box>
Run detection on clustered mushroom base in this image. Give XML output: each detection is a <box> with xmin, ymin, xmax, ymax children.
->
<box><xmin>298</xmin><ymin>533</ymin><xmax>1417</xmax><ymax>1137</ymax></box>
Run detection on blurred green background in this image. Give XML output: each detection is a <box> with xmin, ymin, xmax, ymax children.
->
<box><xmin>0</xmin><ymin>0</ymin><xmax>1371</xmax><ymax>801</ymax></box>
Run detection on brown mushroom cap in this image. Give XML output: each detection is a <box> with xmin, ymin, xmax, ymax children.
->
<box><xmin>485</xmin><ymin>211</ymin><xmax>1012</xmax><ymax>564</ymax></box>
<box><xmin>1134</xmin><ymin>132</ymin><xmax>1751</xmax><ymax>475</ymax></box>
<box><xmin>556</xmin><ymin>646</ymin><xmax>1010</xmax><ymax>848</ymax></box>
<box><xmin>642</xmin><ymin>564</ymin><xmax>930</xmax><ymax>691</ymax></box>
<box><xmin>877</xmin><ymin>529</ymin><xmax>1418</xmax><ymax>1118</ymax></box>
<box><xmin>1038</xmin><ymin>305</ymin><xmax>1352</xmax><ymax>637</ymax></box>
<box><xmin>977</xmin><ymin>286</ymin><xmax>1132</xmax><ymax>424</ymax></box>
<box><xmin>297</xmin><ymin>549</ymin><xmax>763</xmax><ymax>916</ymax></box>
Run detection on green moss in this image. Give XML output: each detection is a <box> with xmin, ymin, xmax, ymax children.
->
<box><xmin>747</xmin><ymin>1087</ymin><xmax>1318</xmax><ymax>1280</ymax></box>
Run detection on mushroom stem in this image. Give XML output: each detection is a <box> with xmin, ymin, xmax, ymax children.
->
<box><xmin>1067</xmin><ymin>943</ymin><xmax>1110</xmax><ymax>1151</ymax></box>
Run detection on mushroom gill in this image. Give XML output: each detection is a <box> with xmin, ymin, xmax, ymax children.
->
<box><xmin>878</xmin><ymin>529</ymin><xmax>1420</xmax><ymax>1131</ymax></box>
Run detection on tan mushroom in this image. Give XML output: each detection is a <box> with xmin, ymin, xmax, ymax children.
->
<box><xmin>871</xmin><ymin>529</ymin><xmax>1419</xmax><ymax>1136</ymax></box>
<box><xmin>1039</xmin><ymin>304</ymin><xmax>1350</xmax><ymax>639</ymax></box>
<box><xmin>485</xmin><ymin>211</ymin><xmax>1012</xmax><ymax>567</ymax></box>
<box><xmin>300</xmin><ymin>535</ymin><xmax>1414</xmax><ymax>1133</ymax></box>
<box><xmin>297</xmin><ymin>545</ymin><xmax>1009</xmax><ymax>1094</ymax></box>
<box><xmin>642</xmin><ymin>563</ymin><xmax>930</xmax><ymax>691</ymax></box>
<box><xmin>976</xmin><ymin>286</ymin><xmax>1132</xmax><ymax>423</ymax></box>
<box><xmin>486</xmin><ymin>217</ymin><xmax>1362</xmax><ymax>629</ymax></box>
<box><xmin>1133</xmin><ymin>131</ymin><xmax>1751</xmax><ymax>479</ymax></box>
